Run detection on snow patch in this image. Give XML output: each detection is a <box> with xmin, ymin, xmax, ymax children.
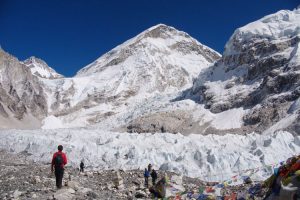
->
<box><xmin>42</xmin><ymin>115</ymin><xmax>64</xmax><ymax>129</ymax></box>
<box><xmin>224</xmin><ymin>8</ymin><xmax>300</xmax><ymax>56</ymax></box>
<box><xmin>211</xmin><ymin>108</ymin><xmax>247</xmax><ymax>130</ymax></box>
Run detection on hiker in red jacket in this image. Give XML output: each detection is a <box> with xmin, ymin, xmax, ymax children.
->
<box><xmin>51</xmin><ymin>145</ymin><xmax>67</xmax><ymax>189</ymax></box>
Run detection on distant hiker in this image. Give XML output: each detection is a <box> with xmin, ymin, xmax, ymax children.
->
<box><xmin>80</xmin><ymin>161</ymin><xmax>85</xmax><ymax>173</ymax></box>
<box><xmin>148</xmin><ymin>163</ymin><xmax>152</xmax><ymax>172</ymax></box>
<box><xmin>151</xmin><ymin>169</ymin><xmax>158</xmax><ymax>185</ymax></box>
<box><xmin>51</xmin><ymin>145</ymin><xmax>67</xmax><ymax>189</ymax></box>
<box><xmin>144</xmin><ymin>168</ymin><xmax>150</xmax><ymax>187</ymax></box>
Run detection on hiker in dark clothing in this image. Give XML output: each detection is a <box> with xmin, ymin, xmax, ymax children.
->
<box><xmin>80</xmin><ymin>161</ymin><xmax>85</xmax><ymax>173</ymax></box>
<box><xmin>144</xmin><ymin>168</ymin><xmax>150</xmax><ymax>187</ymax></box>
<box><xmin>151</xmin><ymin>169</ymin><xmax>158</xmax><ymax>185</ymax></box>
<box><xmin>148</xmin><ymin>163</ymin><xmax>152</xmax><ymax>173</ymax></box>
<box><xmin>51</xmin><ymin>145</ymin><xmax>67</xmax><ymax>189</ymax></box>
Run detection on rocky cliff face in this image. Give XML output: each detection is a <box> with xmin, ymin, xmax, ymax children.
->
<box><xmin>190</xmin><ymin>8</ymin><xmax>300</xmax><ymax>134</ymax></box>
<box><xmin>0</xmin><ymin>50</ymin><xmax>47</xmax><ymax>128</ymax></box>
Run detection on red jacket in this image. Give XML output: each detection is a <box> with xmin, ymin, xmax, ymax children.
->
<box><xmin>51</xmin><ymin>151</ymin><xmax>67</xmax><ymax>169</ymax></box>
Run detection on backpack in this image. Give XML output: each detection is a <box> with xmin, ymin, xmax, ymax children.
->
<box><xmin>54</xmin><ymin>153</ymin><xmax>63</xmax><ymax>168</ymax></box>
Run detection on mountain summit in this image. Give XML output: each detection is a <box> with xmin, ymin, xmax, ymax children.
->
<box><xmin>22</xmin><ymin>56</ymin><xmax>63</xmax><ymax>79</ymax></box>
<box><xmin>76</xmin><ymin>24</ymin><xmax>220</xmax><ymax>79</ymax></box>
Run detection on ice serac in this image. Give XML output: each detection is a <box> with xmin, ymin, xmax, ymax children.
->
<box><xmin>41</xmin><ymin>24</ymin><xmax>220</xmax><ymax>128</ymax></box>
<box><xmin>23</xmin><ymin>56</ymin><xmax>63</xmax><ymax>79</ymax></box>
<box><xmin>0</xmin><ymin>49</ymin><xmax>47</xmax><ymax>128</ymax></box>
<box><xmin>191</xmin><ymin>7</ymin><xmax>300</xmax><ymax>134</ymax></box>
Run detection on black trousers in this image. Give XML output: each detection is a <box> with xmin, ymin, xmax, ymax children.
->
<box><xmin>152</xmin><ymin>178</ymin><xmax>157</xmax><ymax>185</ymax></box>
<box><xmin>80</xmin><ymin>167</ymin><xmax>84</xmax><ymax>172</ymax></box>
<box><xmin>55</xmin><ymin>168</ymin><xmax>64</xmax><ymax>188</ymax></box>
<box><xmin>145</xmin><ymin>177</ymin><xmax>149</xmax><ymax>187</ymax></box>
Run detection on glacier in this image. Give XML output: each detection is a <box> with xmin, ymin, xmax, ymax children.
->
<box><xmin>0</xmin><ymin>129</ymin><xmax>299</xmax><ymax>182</ymax></box>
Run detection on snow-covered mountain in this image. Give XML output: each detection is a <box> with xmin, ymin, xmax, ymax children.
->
<box><xmin>39</xmin><ymin>24</ymin><xmax>220</xmax><ymax>128</ymax></box>
<box><xmin>188</xmin><ymin>7</ymin><xmax>300</xmax><ymax>134</ymax></box>
<box><xmin>75</xmin><ymin>24</ymin><xmax>220</xmax><ymax>97</ymax></box>
<box><xmin>22</xmin><ymin>56</ymin><xmax>63</xmax><ymax>79</ymax></box>
<box><xmin>77</xmin><ymin>24</ymin><xmax>219</xmax><ymax>78</ymax></box>
<box><xmin>117</xmin><ymin>8</ymin><xmax>300</xmax><ymax>135</ymax></box>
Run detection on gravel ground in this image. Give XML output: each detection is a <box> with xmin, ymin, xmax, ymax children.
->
<box><xmin>0</xmin><ymin>150</ymin><xmax>267</xmax><ymax>199</ymax></box>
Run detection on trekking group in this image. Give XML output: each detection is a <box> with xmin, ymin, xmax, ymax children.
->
<box><xmin>51</xmin><ymin>145</ymin><xmax>161</xmax><ymax>192</ymax></box>
<box><xmin>144</xmin><ymin>163</ymin><xmax>158</xmax><ymax>187</ymax></box>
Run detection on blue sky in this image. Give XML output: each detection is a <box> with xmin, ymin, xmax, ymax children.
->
<box><xmin>0</xmin><ymin>0</ymin><xmax>298</xmax><ymax>77</ymax></box>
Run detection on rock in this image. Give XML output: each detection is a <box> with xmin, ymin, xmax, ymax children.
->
<box><xmin>67</xmin><ymin>181</ymin><xmax>79</xmax><ymax>191</ymax></box>
<box><xmin>132</xmin><ymin>180</ymin><xmax>141</xmax><ymax>186</ymax></box>
<box><xmin>81</xmin><ymin>187</ymin><xmax>93</xmax><ymax>194</ymax></box>
<box><xmin>13</xmin><ymin>190</ymin><xmax>23</xmax><ymax>199</ymax></box>
<box><xmin>113</xmin><ymin>171</ymin><xmax>124</xmax><ymax>190</ymax></box>
<box><xmin>0</xmin><ymin>50</ymin><xmax>48</xmax><ymax>128</ymax></box>
<box><xmin>105</xmin><ymin>183</ymin><xmax>114</xmax><ymax>190</ymax></box>
<box><xmin>126</xmin><ymin>110</ymin><xmax>192</xmax><ymax>134</ymax></box>
<box><xmin>86</xmin><ymin>191</ymin><xmax>98</xmax><ymax>199</ymax></box>
<box><xmin>84</xmin><ymin>172</ymin><xmax>93</xmax><ymax>177</ymax></box>
<box><xmin>31</xmin><ymin>193</ymin><xmax>37</xmax><ymax>198</ymax></box>
<box><xmin>32</xmin><ymin>176</ymin><xmax>41</xmax><ymax>184</ymax></box>
<box><xmin>127</xmin><ymin>186</ymin><xmax>136</xmax><ymax>193</ymax></box>
<box><xmin>53</xmin><ymin>188</ymin><xmax>75</xmax><ymax>200</ymax></box>
<box><xmin>135</xmin><ymin>190</ymin><xmax>148</xmax><ymax>198</ymax></box>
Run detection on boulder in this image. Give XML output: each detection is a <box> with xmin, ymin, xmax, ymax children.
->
<box><xmin>135</xmin><ymin>190</ymin><xmax>147</xmax><ymax>198</ymax></box>
<box><xmin>13</xmin><ymin>190</ymin><xmax>23</xmax><ymax>199</ymax></box>
<box><xmin>53</xmin><ymin>188</ymin><xmax>75</xmax><ymax>200</ymax></box>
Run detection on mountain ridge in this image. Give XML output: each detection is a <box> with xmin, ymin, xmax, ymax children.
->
<box><xmin>1</xmin><ymin>7</ymin><xmax>299</xmax><ymax>134</ymax></box>
<box><xmin>76</xmin><ymin>23</ymin><xmax>220</xmax><ymax>77</ymax></box>
<box><xmin>0</xmin><ymin>24</ymin><xmax>220</xmax><ymax>129</ymax></box>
